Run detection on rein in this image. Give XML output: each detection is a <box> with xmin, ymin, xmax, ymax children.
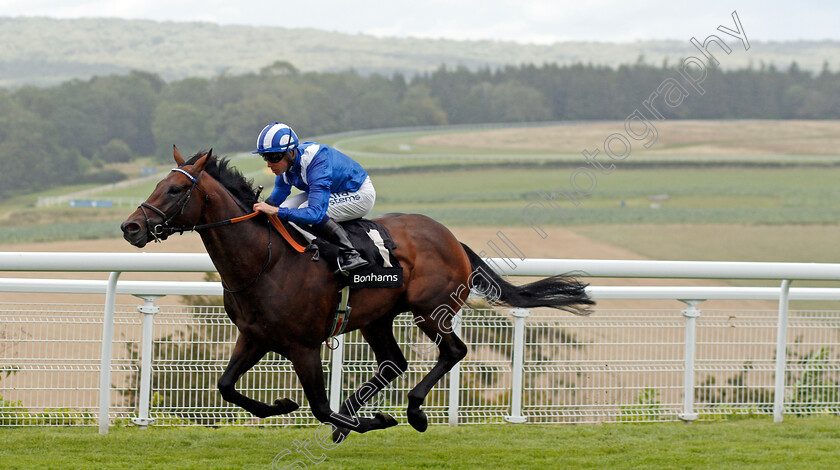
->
<box><xmin>141</xmin><ymin>169</ymin><xmax>307</xmax><ymax>253</ymax></box>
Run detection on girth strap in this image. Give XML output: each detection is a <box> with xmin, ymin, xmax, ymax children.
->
<box><xmin>328</xmin><ymin>285</ymin><xmax>352</xmax><ymax>343</ymax></box>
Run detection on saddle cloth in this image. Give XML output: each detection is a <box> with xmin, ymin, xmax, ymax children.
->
<box><xmin>310</xmin><ymin>219</ymin><xmax>403</xmax><ymax>290</ymax></box>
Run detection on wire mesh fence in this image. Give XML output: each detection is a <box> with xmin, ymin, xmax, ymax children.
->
<box><xmin>1</xmin><ymin>302</ymin><xmax>839</xmax><ymax>427</ymax></box>
<box><xmin>0</xmin><ymin>303</ymin><xmax>139</xmax><ymax>425</ymax></box>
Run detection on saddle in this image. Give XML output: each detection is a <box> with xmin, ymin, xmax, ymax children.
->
<box><xmin>306</xmin><ymin>218</ymin><xmax>403</xmax><ymax>290</ymax></box>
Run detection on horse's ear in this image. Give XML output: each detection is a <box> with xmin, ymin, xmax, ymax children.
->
<box><xmin>191</xmin><ymin>152</ymin><xmax>210</xmax><ymax>175</ymax></box>
<box><xmin>173</xmin><ymin>145</ymin><xmax>185</xmax><ymax>166</ymax></box>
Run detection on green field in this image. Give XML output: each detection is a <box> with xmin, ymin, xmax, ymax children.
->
<box><xmin>322</xmin><ymin>128</ymin><xmax>577</xmax><ymax>165</ymax></box>
<box><xmin>3</xmin><ymin>122</ymin><xmax>840</xmax><ymax>263</ymax></box>
<box><xmin>1</xmin><ymin>418</ymin><xmax>838</xmax><ymax>469</ymax></box>
<box><xmin>367</xmin><ymin>166</ymin><xmax>840</xmax><ymax>225</ymax></box>
<box><xmin>4</xmin><ymin>165</ymin><xmax>840</xmax><ymax>246</ymax></box>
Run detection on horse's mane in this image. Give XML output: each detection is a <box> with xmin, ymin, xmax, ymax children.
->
<box><xmin>185</xmin><ymin>151</ymin><xmax>258</xmax><ymax>207</ymax></box>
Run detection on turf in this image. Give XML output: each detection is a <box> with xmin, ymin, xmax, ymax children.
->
<box><xmin>1</xmin><ymin>418</ymin><xmax>838</xmax><ymax>469</ymax></box>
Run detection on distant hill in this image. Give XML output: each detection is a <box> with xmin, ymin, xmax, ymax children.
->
<box><xmin>1</xmin><ymin>17</ymin><xmax>838</xmax><ymax>88</ymax></box>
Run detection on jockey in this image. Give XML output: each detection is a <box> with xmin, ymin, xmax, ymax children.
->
<box><xmin>251</xmin><ymin>122</ymin><xmax>374</xmax><ymax>273</ymax></box>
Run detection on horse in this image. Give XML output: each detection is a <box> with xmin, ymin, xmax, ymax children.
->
<box><xmin>120</xmin><ymin>148</ymin><xmax>593</xmax><ymax>440</ymax></box>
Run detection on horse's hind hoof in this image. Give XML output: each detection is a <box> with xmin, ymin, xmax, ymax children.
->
<box><xmin>374</xmin><ymin>412</ymin><xmax>398</xmax><ymax>429</ymax></box>
<box><xmin>274</xmin><ymin>398</ymin><xmax>299</xmax><ymax>414</ymax></box>
<box><xmin>331</xmin><ymin>425</ymin><xmax>350</xmax><ymax>444</ymax></box>
<box><xmin>406</xmin><ymin>408</ymin><xmax>428</xmax><ymax>432</ymax></box>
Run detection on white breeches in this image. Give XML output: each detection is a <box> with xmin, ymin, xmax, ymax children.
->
<box><xmin>281</xmin><ymin>176</ymin><xmax>376</xmax><ymax>240</ymax></box>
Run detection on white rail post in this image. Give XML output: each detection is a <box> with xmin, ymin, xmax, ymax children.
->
<box><xmin>329</xmin><ymin>335</ymin><xmax>344</xmax><ymax>412</ymax></box>
<box><xmin>774</xmin><ymin>280</ymin><xmax>792</xmax><ymax>423</ymax></box>
<box><xmin>505</xmin><ymin>308</ymin><xmax>530</xmax><ymax>424</ymax></box>
<box><xmin>448</xmin><ymin>310</ymin><xmax>463</xmax><ymax>426</ymax></box>
<box><xmin>131</xmin><ymin>295</ymin><xmax>162</xmax><ymax>429</ymax></box>
<box><xmin>678</xmin><ymin>300</ymin><xmax>703</xmax><ymax>422</ymax></box>
<box><xmin>99</xmin><ymin>271</ymin><xmax>121</xmax><ymax>434</ymax></box>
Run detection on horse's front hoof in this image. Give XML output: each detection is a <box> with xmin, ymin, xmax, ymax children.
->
<box><xmin>374</xmin><ymin>412</ymin><xmax>398</xmax><ymax>429</ymax></box>
<box><xmin>406</xmin><ymin>408</ymin><xmax>428</xmax><ymax>432</ymax></box>
<box><xmin>331</xmin><ymin>425</ymin><xmax>351</xmax><ymax>443</ymax></box>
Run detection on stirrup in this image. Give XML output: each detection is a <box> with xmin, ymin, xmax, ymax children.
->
<box><xmin>335</xmin><ymin>252</ymin><xmax>369</xmax><ymax>276</ymax></box>
<box><xmin>305</xmin><ymin>243</ymin><xmax>320</xmax><ymax>262</ymax></box>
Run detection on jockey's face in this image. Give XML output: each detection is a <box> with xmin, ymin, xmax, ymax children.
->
<box><xmin>265</xmin><ymin>150</ymin><xmax>295</xmax><ymax>175</ymax></box>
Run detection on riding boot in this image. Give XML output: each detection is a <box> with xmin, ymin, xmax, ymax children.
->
<box><xmin>310</xmin><ymin>218</ymin><xmax>369</xmax><ymax>273</ymax></box>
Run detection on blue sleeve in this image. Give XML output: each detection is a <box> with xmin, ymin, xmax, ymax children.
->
<box><xmin>276</xmin><ymin>155</ymin><xmax>331</xmax><ymax>225</ymax></box>
<box><xmin>266</xmin><ymin>175</ymin><xmax>291</xmax><ymax>206</ymax></box>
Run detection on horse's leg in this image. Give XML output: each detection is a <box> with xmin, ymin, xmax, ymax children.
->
<box><xmin>406</xmin><ymin>312</ymin><xmax>468</xmax><ymax>432</ymax></box>
<box><xmin>332</xmin><ymin>317</ymin><xmax>408</xmax><ymax>442</ymax></box>
<box><xmin>287</xmin><ymin>345</ymin><xmax>399</xmax><ymax>434</ymax></box>
<box><xmin>218</xmin><ymin>333</ymin><xmax>299</xmax><ymax>418</ymax></box>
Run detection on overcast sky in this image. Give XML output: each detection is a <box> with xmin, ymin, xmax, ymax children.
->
<box><xmin>1</xmin><ymin>0</ymin><xmax>837</xmax><ymax>44</ymax></box>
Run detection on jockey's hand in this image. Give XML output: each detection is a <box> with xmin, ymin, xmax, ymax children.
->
<box><xmin>252</xmin><ymin>201</ymin><xmax>279</xmax><ymax>216</ymax></box>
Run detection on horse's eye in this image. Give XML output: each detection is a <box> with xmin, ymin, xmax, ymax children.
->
<box><xmin>168</xmin><ymin>186</ymin><xmax>183</xmax><ymax>195</ymax></box>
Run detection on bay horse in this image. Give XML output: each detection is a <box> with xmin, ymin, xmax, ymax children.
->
<box><xmin>120</xmin><ymin>148</ymin><xmax>593</xmax><ymax>440</ymax></box>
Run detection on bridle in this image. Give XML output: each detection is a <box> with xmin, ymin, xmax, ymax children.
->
<box><xmin>139</xmin><ymin>168</ymin><xmax>209</xmax><ymax>243</ymax></box>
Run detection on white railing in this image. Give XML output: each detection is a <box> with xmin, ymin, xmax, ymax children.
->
<box><xmin>1</xmin><ymin>252</ymin><xmax>840</xmax><ymax>432</ymax></box>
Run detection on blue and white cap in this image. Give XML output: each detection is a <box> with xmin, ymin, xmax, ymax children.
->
<box><xmin>253</xmin><ymin>122</ymin><xmax>299</xmax><ymax>154</ymax></box>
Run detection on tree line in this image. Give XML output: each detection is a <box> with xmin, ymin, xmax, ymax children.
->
<box><xmin>1</xmin><ymin>59</ymin><xmax>839</xmax><ymax>199</ymax></box>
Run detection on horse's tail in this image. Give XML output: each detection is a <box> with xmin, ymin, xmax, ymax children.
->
<box><xmin>460</xmin><ymin>243</ymin><xmax>594</xmax><ymax>316</ymax></box>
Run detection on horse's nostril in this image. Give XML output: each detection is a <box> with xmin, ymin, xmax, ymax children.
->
<box><xmin>121</xmin><ymin>221</ymin><xmax>141</xmax><ymax>233</ymax></box>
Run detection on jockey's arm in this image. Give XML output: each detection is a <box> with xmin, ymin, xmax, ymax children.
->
<box><xmin>275</xmin><ymin>156</ymin><xmax>332</xmax><ymax>226</ymax></box>
<box><xmin>266</xmin><ymin>175</ymin><xmax>292</xmax><ymax>206</ymax></box>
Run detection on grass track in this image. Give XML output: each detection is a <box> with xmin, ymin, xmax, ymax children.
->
<box><xmin>1</xmin><ymin>418</ymin><xmax>838</xmax><ymax>469</ymax></box>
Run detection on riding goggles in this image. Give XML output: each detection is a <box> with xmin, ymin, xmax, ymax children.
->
<box><xmin>262</xmin><ymin>152</ymin><xmax>284</xmax><ymax>164</ymax></box>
